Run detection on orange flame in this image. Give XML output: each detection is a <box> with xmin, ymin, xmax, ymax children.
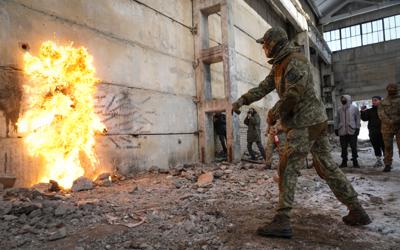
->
<box><xmin>18</xmin><ymin>41</ymin><xmax>106</xmax><ymax>189</ymax></box>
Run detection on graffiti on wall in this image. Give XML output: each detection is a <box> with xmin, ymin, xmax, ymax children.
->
<box><xmin>94</xmin><ymin>85</ymin><xmax>156</xmax><ymax>149</ymax></box>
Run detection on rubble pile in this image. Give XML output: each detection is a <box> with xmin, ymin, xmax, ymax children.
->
<box><xmin>1</xmin><ymin>153</ymin><xmax>400</xmax><ymax>249</ymax></box>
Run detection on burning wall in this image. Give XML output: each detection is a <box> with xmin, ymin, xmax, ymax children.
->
<box><xmin>0</xmin><ymin>0</ymin><xmax>198</xmax><ymax>187</ymax></box>
<box><xmin>0</xmin><ymin>0</ymin><xmax>290</xmax><ymax>187</ymax></box>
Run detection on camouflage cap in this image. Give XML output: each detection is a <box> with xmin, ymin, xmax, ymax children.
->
<box><xmin>256</xmin><ymin>27</ymin><xmax>288</xmax><ymax>45</ymax></box>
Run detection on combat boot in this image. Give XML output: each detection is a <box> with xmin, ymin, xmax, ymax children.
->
<box><xmin>339</xmin><ymin>159</ymin><xmax>347</xmax><ymax>168</ymax></box>
<box><xmin>256</xmin><ymin>214</ymin><xmax>292</xmax><ymax>238</ymax></box>
<box><xmin>383</xmin><ymin>165</ymin><xmax>391</xmax><ymax>172</ymax></box>
<box><xmin>343</xmin><ymin>204</ymin><xmax>371</xmax><ymax>226</ymax></box>
<box><xmin>352</xmin><ymin>159</ymin><xmax>360</xmax><ymax>168</ymax></box>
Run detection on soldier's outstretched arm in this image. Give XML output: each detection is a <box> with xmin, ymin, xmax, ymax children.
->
<box><xmin>232</xmin><ymin>70</ymin><xmax>276</xmax><ymax>114</ymax></box>
<box><xmin>273</xmin><ymin>58</ymin><xmax>307</xmax><ymax>118</ymax></box>
<box><xmin>241</xmin><ymin>72</ymin><xmax>276</xmax><ymax>105</ymax></box>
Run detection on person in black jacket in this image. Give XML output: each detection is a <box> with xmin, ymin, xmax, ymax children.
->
<box><xmin>361</xmin><ymin>96</ymin><xmax>384</xmax><ymax>167</ymax></box>
<box><xmin>213</xmin><ymin>113</ymin><xmax>227</xmax><ymax>156</ymax></box>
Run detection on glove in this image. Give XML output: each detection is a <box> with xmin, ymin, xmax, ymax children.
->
<box><xmin>232</xmin><ymin>98</ymin><xmax>244</xmax><ymax>114</ymax></box>
<box><xmin>355</xmin><ymin>128</ymin><xmax>360</xmax><ymax>136</ymax></box>
<box><xmin>334</xmin><ymin>129</ymin><xmax>339</xmax><ymax>136</ymax></box>
<box><xmin>267</xmin><ymin>110</ymin><xmax>276</xmax><ymax>126</ymax></box>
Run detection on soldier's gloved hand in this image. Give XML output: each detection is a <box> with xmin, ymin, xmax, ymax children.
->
<box><xmin>267</xmin><ymin>110</ymin><xmax>276</xmax><ymax>126</ymax></box>
<box><xmin>232</xmin><ymin>98</ymin><xmax>244</xmax><ymax>114</ymax></box>
<box><xmin>334</xmin><ymin>129</ymin><xmax>339</xmax><ymax>136</ymax></box>
<box><xmin>355</xmin><ymin>128</ymin><xmax>360</xmax><ymax>136</ymax></box>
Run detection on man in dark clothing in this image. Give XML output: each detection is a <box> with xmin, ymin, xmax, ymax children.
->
<box><xmin>213</xmin><ymin>113</ymin><xmax>227</xmax><ymax>156</ymax></box>
<box><xmin>244</xmin><ymin>108</ymin><xmax>266</xmax><ymax>160</ymax></box>
<box><xmin>334</xmin><ymin>95</ymin><xmax>361</xmax><ymax>168</ymax></box>
<box><xmin>361</xmin><ymin>96</ymin><xmax>384</xmax><ymax>167</ymax></box>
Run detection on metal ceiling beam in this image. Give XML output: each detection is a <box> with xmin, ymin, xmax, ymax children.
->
<box><xmin>272</xmin><ymin>0</ymin><xmax>308</xmax><ymax>31</ymax></box>
<box><xmin>305</xmin><ymin>0</ymin><xmax>323</xmax><ymax>17</ymax></box>
<box><xmin>320</xmin><ymin>0</ymin><xmax>353</xmax><ymax>23</ymax></box>
<box><xmin>320</xmin><ymin>1</ymin><xmax>400</xmax><ymax>24</ymax></box>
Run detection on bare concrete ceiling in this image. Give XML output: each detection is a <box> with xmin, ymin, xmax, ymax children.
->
<box><xmin>307</xmin><ymin>0</ymin><xmax>400</xmax><ymax>24</ymax></box>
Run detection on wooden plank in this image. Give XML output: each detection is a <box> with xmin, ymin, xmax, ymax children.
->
<box><xmin>200</xmin><ymin>45</ymin><xmax>223</xmax><ymax>64</ymax></box>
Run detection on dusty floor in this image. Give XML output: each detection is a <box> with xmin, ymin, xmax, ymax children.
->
<box><xmin>1</xmin><ymin>141</ymin><xmax>400</xmax><ymax>250</ymax></box>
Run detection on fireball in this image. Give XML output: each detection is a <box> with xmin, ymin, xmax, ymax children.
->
<box><xmin>18</xmin><ymin>41</ymin><xmax>106</xmax><ymax>189</ymax></box>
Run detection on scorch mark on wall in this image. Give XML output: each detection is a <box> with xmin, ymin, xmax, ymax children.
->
<box><xmin>0</xmin><ymin>66</ymin><xmax>23</xmax><ymax>137</ymax></box>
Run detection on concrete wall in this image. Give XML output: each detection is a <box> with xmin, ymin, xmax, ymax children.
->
<box><xmin>0</xmin><ymin>0</ymin><xmax>198</xmax><ymax>186</ymax></box>
<box><xmin>332</xmin><ymin>39</ymin><xmax>400</xmax><ymax>101</ymax></box>
<box><xmin>327</xmin><ymin>6</ymin><xmax>400</xmax><ymax>101</ymax></box>
<box><xmin>0</xmin><ymin>0</ymin><xmax>321</xmax><ymax>186</ymax></box>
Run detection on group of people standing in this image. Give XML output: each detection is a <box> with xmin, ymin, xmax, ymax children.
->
<box><xmin>334</xmin><ymin>83</ymin><xmax>400</xmax><ymax>172</ymax></box>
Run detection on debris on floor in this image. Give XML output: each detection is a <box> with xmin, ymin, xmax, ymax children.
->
<box><xmin>1</xmin><ymin>144</ymin><xmax>400</xmax><ymax>249</ymax></box>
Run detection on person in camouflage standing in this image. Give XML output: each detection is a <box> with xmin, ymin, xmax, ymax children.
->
<box><xmin>244</xmin><ymin>108</ymin><xmax>266</xmax><ymax>160</ymax></box>
<box><xmin>378</xmin><ymin>83</ymin><xmax>400</xmax><ymax>172</ymax></box>
<box><xmin>232</xmin><ymin>27</ymin><xmax>371</xmax><ymax>238</ymax></box>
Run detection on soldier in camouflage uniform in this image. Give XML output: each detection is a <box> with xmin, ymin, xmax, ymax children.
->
<box><xmin>244</xmin><ymin>108</ymin><xmax>266</xmax><ymax>160</ymax></box>
<box><xmin>378</xmin><ymin>83</ymin><xmax>400</xmax><ymax>172</ymax></box>
<box><xmin>232</xmin><ymin>27</ymin><xmax>371</xmax><ymax>238</ymax></box>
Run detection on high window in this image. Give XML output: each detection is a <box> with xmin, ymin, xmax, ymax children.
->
<box><xmin>341</xmin><ymin>25</ymin><xmax>362</xmax><ymax>49</ymax></box>
<box><xmin>323</xmin><ymin>29</ymin><xmax>341</xmax><ymax>52</ymax></box>
<box><xmin>323</xmin><ymin>14</ymin><xmax>400</xmax><ymax>52</ymax></box>
<box><xmin>361</xmin><ymin>20</ymin><xmax>384</xmax><ymax>45</ymax></box>
<box><xmin>384</xmin><ymin>15</ymin><xmax>400</xmax><ymax>41</ymax></box>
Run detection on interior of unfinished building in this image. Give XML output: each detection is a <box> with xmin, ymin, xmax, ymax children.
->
<box><xmin>1</xmin><ymin>0</ymin><xmax>400</xmax><ymax>249</ymax></box>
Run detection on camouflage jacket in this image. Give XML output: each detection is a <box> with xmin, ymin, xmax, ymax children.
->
<box><xmin>239</xmin><ymin>43</ymin><xmax>327</xmax><ymax>129</ymax></box>
<box><xmin>378</xmin><ymin>95</ymin><xmax>400</xmax><ymax>133</ymax></box>
<box><xmin>244</xmin><ymin>112</ymin><xmax>261</xmax><ymax>142</ymax></box>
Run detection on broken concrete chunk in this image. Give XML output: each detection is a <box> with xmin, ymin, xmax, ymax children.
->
<box><xmin>196</xmin><ymin>172</ymin><xmax>214</xmax><ymax>187</ymax></box>
<box><xmin>28</xmin><ymin>208</ymin><xmax>42</xmax><ymax>218</ymax></box>
<box><xmin>3</xmin><ymin>214</ymin><xmax>18</xmax><ymax>221</ymax></box>
<box><xmin>71</xmin><ymin>177</ymin><xmax>94</xmax><ymax>192</ymax></box>
<box><xmin>129</xmin><ymin>185</ymin><xmax>139</xmax><ymax>194</ymax></box>
<box><xmin>95</xmin><ymin>173</ymin><xmax>112</xmax><ymax>187</ymax></box>
<box><xmin>213</xmin><ymin>170</ymin><xmax>224</xmax><ymax>179</ymax></box>
<box><xmin>49</xmin><ymin>180</ymin><xmax>61</xmax><ymax>192</ymax></box>
<box><xmin>11</xmin><ymin>202</ymin><xmax>42</xmax><ymax>215</ymax></box>
<box><xmin>173</xmin><ymin>179</ymin><xmax>185</xmax><ymax>189</ymax></box>
<box><xmin>47</xmin><ymin>227</ymin><xmax>67</xmax><ymax>241</ymax></box>
<box><xmin>96</xmin><ymin>173</ymin><xmax>111</xmax><ymax>181</ymax></box>
<box><xmin>54</xmin><ymin>203</ymin><xmax>71</xmax><ymax>217</ymax></box>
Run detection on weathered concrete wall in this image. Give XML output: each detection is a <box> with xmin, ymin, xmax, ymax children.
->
<box><xmin>326</xmin><ymin>5</ymin><xmax>400</xmax><ymax>102</ymax></box>
<box><xmin>332</xmin><ymin>39</ymin><xmax>400</xmax><ymax>101</ymax></box>
<box><xmin>0</xmin><ymin>0</ymin><xmax>322</xmax><ymax>186</ymax></box>
<box><xmin>0</xmin><ymin>0</ymin><xmax>198</xmax><ymax>186</ymax></box>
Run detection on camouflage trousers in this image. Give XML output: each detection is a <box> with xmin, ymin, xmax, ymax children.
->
<box><xmin>265</xmin><ymin>132</ymin><xmax>286</xmax><ymax>166</ymax></box>
<box><xmin>382</xmin><ymin>131</ymin><xmax>400</xmax><ymax>166</ymax></box>
<box><xmin>277</xmin><ymin>122</ymin><xmax>359</xmax><ymax>216</ymax></box>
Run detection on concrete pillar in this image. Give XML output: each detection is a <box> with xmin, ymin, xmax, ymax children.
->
<box><xmin>296</xmin><ymin>31</ymin><xmax>310</xmax><ymax>60</ymax></box>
